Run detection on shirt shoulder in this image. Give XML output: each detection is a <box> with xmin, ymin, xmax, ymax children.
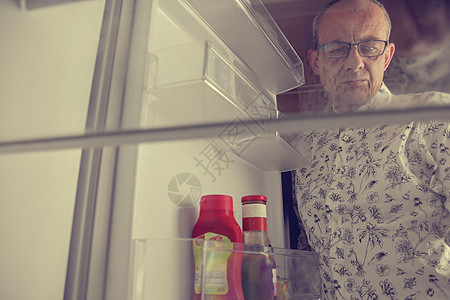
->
<box><xmin>390</xmin><ymin>91</ymin><xmax>450</xmax><ymax>109</ymax></box>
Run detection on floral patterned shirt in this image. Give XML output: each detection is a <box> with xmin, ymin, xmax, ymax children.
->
<box><xmin>287</xmin><ymin>85</ymin><xmax>450</xmax><ymax>300</ymax></box>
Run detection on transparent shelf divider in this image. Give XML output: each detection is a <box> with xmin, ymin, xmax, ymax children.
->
<box><xmin>0</xmin><ymin>106</ymin><xmax>449</xmax><ymax>154</ymax></box>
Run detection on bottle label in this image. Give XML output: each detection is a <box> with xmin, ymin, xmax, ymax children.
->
<box><xmin>193</xmin><ymin>232</ymin><xmax>232</xmax><ymax>295</ymax></box>
<box><xmin>242</xmin><ymin>203</ymin><xmax>267</xmax><ymax>218</ymax></box>
<box><xmin>272</xmin><ymin>268</ymin><xmax>278</xmax><ymax>296</ymax></box>
<box><xmin>243</xmin><ymin>203</ymin><xmax>268</xmax><ymax>231</ymax></box>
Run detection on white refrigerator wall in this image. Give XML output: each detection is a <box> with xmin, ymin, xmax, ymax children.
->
<box><xmin>0</xmin><ymin>1</ymin><xmax>104</xmax><ymax>300</ymax></box>
<box><xmin>132</xmin><ymin>140</ymin><xmax>284</xmax><ymax>242</ymax></box>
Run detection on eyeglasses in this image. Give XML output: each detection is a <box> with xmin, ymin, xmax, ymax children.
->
<box><xmin>317</xmin><ymin>40</ymin><xmax>389</xmax><ymax>59</ymax></box>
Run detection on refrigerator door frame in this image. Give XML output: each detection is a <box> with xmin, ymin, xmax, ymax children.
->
<box><xmin>63</xmin><ymin>0</ymin><xmax>136</xmax><ymax>299</ymax></box>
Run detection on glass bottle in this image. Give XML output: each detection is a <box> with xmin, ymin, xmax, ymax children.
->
<box><xmin>241</xmin><ymin>195</ymin><xmax>277</xmax><ymax>300</ymax></box>
<box><xmin>192</xmin><ymin>194</ymin><xmax>244</xmax><ymax>300</ymax></box>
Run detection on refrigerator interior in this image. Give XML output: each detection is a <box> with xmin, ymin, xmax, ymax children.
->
<box><xmin>114</xmin><ymin>0</ymin><xmax>322</xmax><ymax>299</ymax></box>
<box><xmin>1</xmin><ymin>0</ymin><xmax>449</xmax><ymax>300</ymax></box>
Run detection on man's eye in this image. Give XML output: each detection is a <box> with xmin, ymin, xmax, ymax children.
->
<box><xmin>328</xmin><ymin>47</ymin><xmax>348</xmax><ymax>56</ymax></box>
<box><xmin>360</xmin><ymin>46</ymin><xmax>377</xmax><ymax>53</ymax></box>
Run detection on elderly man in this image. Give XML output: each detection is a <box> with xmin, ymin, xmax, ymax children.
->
<box><xmin>287</xmin><ymin>0</ymin><xmax>450</xmax><ymax>299</ymax></box>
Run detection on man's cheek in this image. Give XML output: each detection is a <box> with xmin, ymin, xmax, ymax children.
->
<box><xmin>321</xmin><ymin>76</ymin><xmax>336</xmax><ymax>93</ymax></box>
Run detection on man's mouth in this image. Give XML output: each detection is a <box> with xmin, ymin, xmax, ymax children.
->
<box><xmin>341</xmin><ymin>79</ymin><xmax>367</xmax><ymax>87</ymax></box>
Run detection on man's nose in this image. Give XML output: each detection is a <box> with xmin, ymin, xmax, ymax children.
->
<box><xmin>344</xmin><ymin>46</ymin><xmax>364</xmax><ymax>70</ymax></box>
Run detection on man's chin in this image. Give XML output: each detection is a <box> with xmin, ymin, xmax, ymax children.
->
<box><xmin>337</xmin><ymin>93</ymin><xmax>371</xmax><ymax>103</ymax></box>
<box><xmin>334</xmin><ymin>94</ymin><xmax>371</xmax><ymax>111</ymax></box>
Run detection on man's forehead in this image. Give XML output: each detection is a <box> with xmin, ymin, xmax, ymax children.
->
<box><xmin>318</xmin><ymin>2</ymin><xmax>388</xmax><ymax>40</ymax></box>
<box><xmin>322</xmin><ymin>1</ymin><xmax>383</xmax><ymax>21</ymax></box>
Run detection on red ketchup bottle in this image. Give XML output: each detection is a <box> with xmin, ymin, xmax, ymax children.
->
<box><xmin>192</xmin><ymin>194</ymin><xmax>244</xmax><ymax>300</ymax></box>
<box><xmin>241</xmin><ymin>195</ymin><xmax>277</xmax><ymax>300</ymax></box>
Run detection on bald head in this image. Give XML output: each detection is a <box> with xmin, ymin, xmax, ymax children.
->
<box><xmin>312</xmin><ymin>0</ymin><xmax>392</xmax><ymax>47</ymax></box>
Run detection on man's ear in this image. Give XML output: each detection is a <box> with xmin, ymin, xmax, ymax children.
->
<box><xmin>383</xmin><ymin>42</ymin><xmax>395</xmax><ymax>71</ymax></box>
<box><xmin>308</xmin><ymin>49</ymin><xmax>320</xmax><ymax>75</ymax></box>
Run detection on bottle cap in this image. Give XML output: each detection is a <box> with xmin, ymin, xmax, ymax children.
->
<box><xmin>200</xmin><ymin>194</ymin><xmax>233</xmax><ymax>211</ymax></box>
<box><xmin>241</xmin><ymin>195</ymin><xmax>267</xmax><ymax>203</ymax></box>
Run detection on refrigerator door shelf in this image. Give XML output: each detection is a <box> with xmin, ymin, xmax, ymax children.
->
<box><xmin>210</xmin><ymin>133</ymin><xmax>308</xmax><ymax>172</ymax></box>
<box><xmin>144</xmin><ymin>41</ymin><xmax>275</xmax><ymax>127</ymax></box>
<box><xmin>130</xmin><ymin>238</ymin><xmax>322</xmax><ymax>300</ymax></box>
<box><xmin>183</xmin><ymin>0</ymin><xmax>305</xmax><ymax>94</ymax></box>
<box><xmin>143</xmin><ymin>41</ymin><xmax>307</xmax><ymax>172</ymax></box>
